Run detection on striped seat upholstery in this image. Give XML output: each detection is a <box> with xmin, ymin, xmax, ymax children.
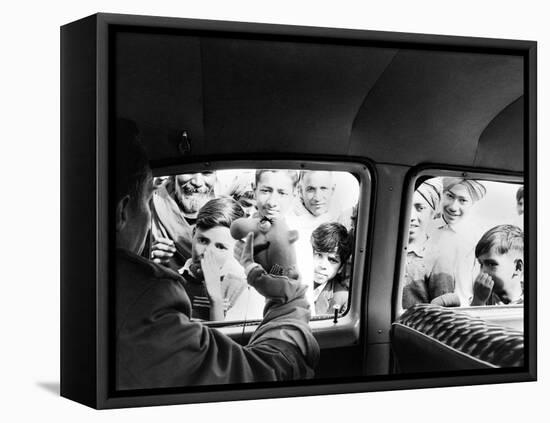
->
<box><xmin>391</xmin><ymin>304</ymin><xmax>524</xmax><ymax>372</ymax></box>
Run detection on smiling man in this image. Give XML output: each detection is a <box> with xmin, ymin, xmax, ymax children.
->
<box><xmin>440</xmin><ymin>178</ymin><xmax>486</xmax><ymax>231</ymax></box>
<box><xmin>298</xmin><ymin>171</ymin><xmax>335</xmax><ymax>219</ymax></box>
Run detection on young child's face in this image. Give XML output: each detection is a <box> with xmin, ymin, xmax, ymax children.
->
<box><xmin>299</xmin><ymin>171</ymin><xmax>334</xmax><ymax>217</ymax></box>
<box><xmin>442</xmin><ymin>183</ymin><xmax>474</xmax><ymax>225</ymax></box>
<box><xmin>477</xmin><ymin>247</ymin><xmax>523</xmax><ymax>299</ymax></box>
<box><xmin>255</xmin><ymin>172</ymin><xmax>296</xmax><ymax>219</ymax></box>
<box><xmin>192</xmin><ymin>226</ymin><xmax>236</xmax><ymax>270</ymax></box>
<box><xmin>312</xmin><ymin>249</ymin><xmax>342</xmax><ymax>285</ymax></box>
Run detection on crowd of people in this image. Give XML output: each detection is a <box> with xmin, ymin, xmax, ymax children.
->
<box><xmin>148</xmin><ymin>167</ymin><xmax>358</xmax><ymax>321</ymax></box>
<box><xmin>402</xmin><ymin>177</ymin><xmax>525</xmax><ymax>309</ymax></box>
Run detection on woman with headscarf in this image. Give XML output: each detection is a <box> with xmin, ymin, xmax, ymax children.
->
<box><xmin>402</xmin><ymin>179</ymin><xmax>458</xmax><ymax>308</ymax></box>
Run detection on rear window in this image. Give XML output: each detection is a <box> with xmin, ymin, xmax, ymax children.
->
<box><xmin>397</xmin><ymin>172</ymin><xmax>524</xmax><ymax>323</ymax></box>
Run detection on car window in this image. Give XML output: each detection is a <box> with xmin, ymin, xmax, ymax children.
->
<box><xmin>398</xmin><ymin>174</ymin><xmax>524</xmax><ymax>316</ymax></box>
<box><xmin>148</xmin><ymin>166</ymin><xmax>365</xmax><ymax>326</ymax></box>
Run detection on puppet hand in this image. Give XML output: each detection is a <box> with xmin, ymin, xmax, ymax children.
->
<box><xmin>201</xmin><ymin>249</ymin><xmax>223</xmax><ymax>303</ymax></box>
<box><xmin>234</xmin><ymin>232</ymin><xmax>255</xmax><ymax>269</ymax></box>
<box><xmin>151</xmin><ymin>237</ymin><xmax>176</xmax><ymax>265</ymax></box>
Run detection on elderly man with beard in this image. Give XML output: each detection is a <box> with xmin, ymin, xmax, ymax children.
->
<box><xmin>150</xmin><ymin>171</ymin><xmax>217</xmax><ymax>271</ymax></box>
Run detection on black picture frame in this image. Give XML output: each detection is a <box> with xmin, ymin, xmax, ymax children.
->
<box><xmin>61</xmin><ymin>12</ymin><xmax>536</xmax><ymax>409</ymax></box>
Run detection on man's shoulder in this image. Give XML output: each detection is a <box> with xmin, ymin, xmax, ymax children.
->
<box><xmin>116</xmin><ymin>249</ymin><xmax>191</xmax><ymax>324</ymax></box>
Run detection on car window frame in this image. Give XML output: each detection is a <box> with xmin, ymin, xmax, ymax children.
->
<box><xmin>394</xmin><ymin>167</ymin><xmax>524</xmax><ymax>320</ymax></box>
<box><xmin>152</xmin><ymin>158</ymin><xmax>373</xmax><ymax>349</ymax></box>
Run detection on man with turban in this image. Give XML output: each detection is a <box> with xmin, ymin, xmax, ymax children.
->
<box><xmin>430</xmin><ymin>178</ymin><xmax>488</xmax><ymax>305</ymax></box>
<box><xmin>402</xmin><ymin>179</ymin><xmax>459</xmax><ymax>308</ymax></box>
<box><xmin>439</xmin><ymin>177</ymin><xmax>487</xmax><ymax>230</ymax></box>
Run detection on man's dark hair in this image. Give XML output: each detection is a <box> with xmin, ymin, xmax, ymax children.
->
<box><xmin>196</xmin><ymin>197</ymin><xmax>245</xmax><ymax>231</ymax></box>
<box><xmin>114</xmin><ymin>118</ymin><xmax>150</xmax><ymax>207</ymax></box>
<box><xmin>475</xmin><ymin>224</ymin><xmax>524</xmax><ymax>258</ymax></box>
<box><xmin>311</xmin><ymin>222</ymin><xmax>352</xmax><ymax>264</ymax></box>
<box><xmin>516</xmin><ymin>186</ymin><xmax>524</xmax><ymax>203</ymax></box>
<box><xmin>255</xmin><ymin>169</ymin><xmax>299</xmax><ymax>188</ymax></box>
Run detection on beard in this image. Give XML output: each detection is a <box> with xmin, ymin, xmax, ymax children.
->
<box><xmin>177</xmin><ymin>184</ymin><xmax>213</xmax><ymax>215</ymax></box>
<box><xmin>181</xmin><ymin>193</ymin><xmax>210</xmax><ymax>214</ymax></box>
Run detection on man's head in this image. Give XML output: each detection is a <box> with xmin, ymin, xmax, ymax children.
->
<box><xmin>173</xmin><ymin>172</ymin><xmax>217</xmax><ymax>219</ymax></box>
<box><xmin>254</xmin><ymin>170</ymin><xmax>299</xmax><ymax>219</ymax></box>
<box><xmin>310</xmin><ymin>222</ymin><xmax>352</xmax><ymax>285</ymax></box>
<box><xmin>441</xmin><ymin>178</ymin><xmax>486</xmax><ymax>226</ymax></box>
<box><xmin>191</xmin><ymin>197</ymin><xmax>245</xmax><ymax>270</ymax></box>
<box><xmin>409</xmin><ymin>179</ymin><xmax>441</xmax><ymax>243</ymax></box>
<box><xmin>299</xmin><ymin>171</ymin><xmax>335</xmax><ymax>217</ymax></box>
<box><xmin>475</xmin><ymin>224</ymin><xmax>524</xmax><ymax>301</ymax></box>
<box><xmin>516</xmin><ymin>186</ymin><xmax>524</xmax><ymax>216</ymax></box>
<box><xmin>114</xmin><ymin>119</ymin><xmax>154</xmax><ymax>255</ymax></box>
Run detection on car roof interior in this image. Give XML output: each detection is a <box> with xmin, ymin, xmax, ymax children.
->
<box><xmin>114</xmin><ymin>30</ymin><xmax>524</xmax><ymax>171</ymax></box>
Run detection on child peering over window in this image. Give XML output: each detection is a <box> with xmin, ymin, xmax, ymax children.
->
<box><xmin>471</xmin><ymin>224</ymin><xmax>524</xmax><ymax>306</ymax></box>
<box><xmin>310</xmin><ymin>222</ymin><xmax>352</xmax><ymax>315</ymax></box>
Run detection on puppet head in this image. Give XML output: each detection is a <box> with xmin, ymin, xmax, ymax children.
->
<box><xmin>230</xmin><ymin>217</ymin><xmax>299</xmax><ymax>278</ymax></box>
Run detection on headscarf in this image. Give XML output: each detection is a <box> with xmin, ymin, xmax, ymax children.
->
<box><xmin>442</xmin><ymin>177</ymin><xmax>487</xmax><ymax>202</ymax></box>
<box><xmin>416</xmin><ymin>178</ymin><xmax>443</xmax><ymax>211</ymax></box>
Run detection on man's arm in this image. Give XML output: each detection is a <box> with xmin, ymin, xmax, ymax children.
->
<box><xmin>117</xmin><ymin>272</ymin><xmax>319</xmax><ymax>390</ymax></box>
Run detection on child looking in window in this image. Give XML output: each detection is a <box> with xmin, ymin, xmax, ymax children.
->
<box><xmin>310</xmin><ymin>222</ymin><xmax>352</xmax><ymax>315</ymax></box>
<box><xmin>180</xmin><ymin>197</ymin><xmax>263</xmax><ymax>321</ymax></box>
<box><xmin>471</xmin><ymin>224</ymin><xmax>524</xmax><ymax>306</ymax></box>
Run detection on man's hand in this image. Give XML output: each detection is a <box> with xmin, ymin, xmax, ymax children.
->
<box><xmin>234</xmin><ymin>232</ymin><xmax>255</xmax><ymax>269</ymax></box>
<box><xmin>151</xmin><ymin>237</ymin><xmax>176</xmax><ymax>265</ymax></box>
<box><xmin>471</xmin><ymin>272</ymin><xmax>494</xmax><ymax>306</ymax></box>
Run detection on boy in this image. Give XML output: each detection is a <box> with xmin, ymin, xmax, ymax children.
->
<box><xmin>254</xmin><ymin>169</ymin><xmax>299</xmax><ymax>220</ymax></box>
<box><xmin>310</xmin><ymin>222</ymin><xmax>352</xmax><ymax>315</ymax></box>
<box><xmin>471</xmin><ymin>224</ymin><xmax>524</xmax><ymax>306</ymax></box>
<box><xmin>179</xmin><ymin>197</ymin><xmax>263</xmax><ymax>321</ymax></box>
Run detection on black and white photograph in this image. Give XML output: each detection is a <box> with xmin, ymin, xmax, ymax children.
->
<box><xmin>4</xmin><ymin>0</ymin><xmax>549</xmax><ymax>422</ymax></box>
<box><xmin>62</xmin><ymin>14</ymin><xmax>535</xmax><ymax>402</ymax></box>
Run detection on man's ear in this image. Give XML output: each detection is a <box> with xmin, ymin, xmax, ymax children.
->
<box><xmin>514</xmin><ymin>258</ymin><xmax>524</xmax><ymax>276</ymax></box>
<box><xmin>116</xmin><ymin>195</ymin><xmax>131</xmax><ymax>232</ymax></box>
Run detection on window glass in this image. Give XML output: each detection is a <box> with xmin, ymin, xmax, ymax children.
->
<box><xmin>148</xmin><ymin>167</ymin><xmax>361</xmax><ymax>324</ymax></box>
<box><xmin>401</xmin><ymin>176</ymin><xmax>524</xmax><ymax>312</ymax></box>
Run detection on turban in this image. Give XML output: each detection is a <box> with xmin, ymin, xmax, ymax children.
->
<box><xmin>416</xmin><ymin>178</ymin><xmax>442</xmax><ymax>211</ymax></box>
<box><xmin>442</xmin><ymin>177</ymin><xmax>487</xmax><ymax>202</ymax></box>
